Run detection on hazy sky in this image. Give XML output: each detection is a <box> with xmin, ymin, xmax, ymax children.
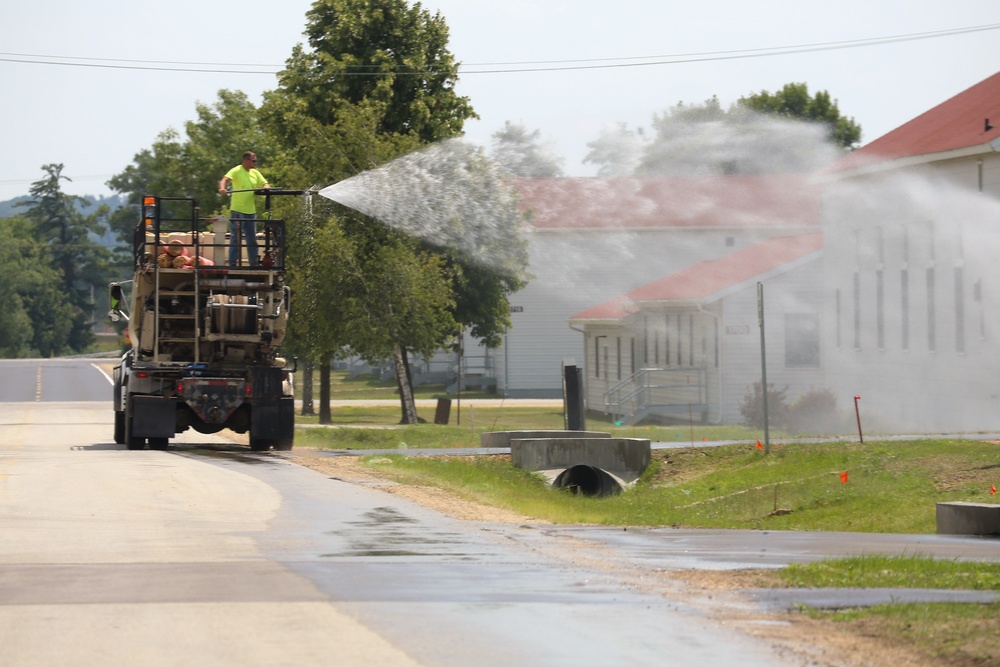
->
<box><xmin>1</xmin><ymin>0</ymin><xmax>998</xmax><ymax>200</ymax></box>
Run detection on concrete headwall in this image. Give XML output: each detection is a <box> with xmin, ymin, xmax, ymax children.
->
<box><xmin>510</xmin><ymin>437</ymin><xmax>651</xmax><ymax>484</ymax></box>
<box><xmin>480</xmin><ymin>430</ymin><xmax>611</xmax><ymax>449</ymax></box>
<box><xmin>936</xmin><ymin>502</ymin><xmax>1000</xmax><ymax>536</ymax></box>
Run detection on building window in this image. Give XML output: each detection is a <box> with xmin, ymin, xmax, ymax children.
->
<box><xmin>664</xmin><ymin>315</ymin><xmax>671</xmax><ymax>366</ymax></box>
<box><xmin>713</xmin><ymin>319</ymin><xmax>719</xmax><ymax>367</ymax></box>
<box><xmin>975</xmin><ymin>279</ymin><xmax>984</xmax><ymax>340</ymax></box>
<box><xmin>642</xmin><ymin>317</ymin><xmax>649</xmax><ymax>364</ymax></box>
<box><xmin>688</xmin><ymin>315</ymin><xmax>695</xmax><ymax>366</ymax></box>
<box><xmin>901</xmin><ymin>269</ymin><xmax>909</xmax><ymax>351</ymax></box>
<box><xmin>594</xmin><ymin>337</ymin><xmax>601</xmax><ymax>377</ymax></box>
<box><xmin>835</xmin><ymin>289</ymin><xmax>842</xmax><ymax>349</ymax></box>
<box><xmin>853</xmin><ymin>272</ymin><xmax>861</xmax><ymax>350</ymax></box>
<box><xmin>876</xmin><ymin>270</ymin><xmax>885</xmax><ymax>350</ymax></box>
<box><xmin>955</xmin><ymin>267</ymin><xmax>965</xmax><ymax>353</ymax></box>
<box><xmin>785</xmin><ymin>314</ymin><xmax>820</xmax><ymax>367</ymax></box>
<box><xmin>927</xmin><ymin>267</ymin><xmax>936</xmax><ymax>352</ymax></box>
<box><xmin>676</xmin><ymin>316</ymin><xmax>683</xmax><ymax>366</ymax></box>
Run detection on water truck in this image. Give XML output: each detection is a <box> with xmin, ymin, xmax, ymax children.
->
<box><xmin>108</xmin><ymin>192</ymin><xmax>308</xmax><ymax>451</ymax></box>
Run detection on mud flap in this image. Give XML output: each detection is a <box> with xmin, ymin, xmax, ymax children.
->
<box><xmin>251</xmin><ymin>397</ymin><xmax>294</xmax><ymax>439</ymax></box>
<box><xmin>131</xmin><ymin>395</ymin><xmax>176</xmax><ymax>438</ymax></box>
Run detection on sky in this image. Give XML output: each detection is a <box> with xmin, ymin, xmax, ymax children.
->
<box><xmin>1</xmin><ymin>0</ymin><xmax>999</xmax><ymax>201</ymax></box>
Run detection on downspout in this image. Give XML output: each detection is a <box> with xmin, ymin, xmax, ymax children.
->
<box><xmin>569</xmin><ymin>322</ymin><xmax>586</xmax><ymax>408</ymax></box>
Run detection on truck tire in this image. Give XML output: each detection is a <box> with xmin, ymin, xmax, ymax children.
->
<box><xmin>124</xmin><ymin>398</ymin><xmax>146</xmax><ymax>450</ymax></box>
<box><xmin>148</xmin><ymin>437</ymin><xmax>169</xmax><ymax>450</ymax></box>
<box><xmin>275</xmin><ymin>438</ymin><xmax>294</xmax><ymax>451</ymax></box>
<box><xmin>249</xmin><ymin>437</ymin><xmax>273</xmax><ymax>452</ymax></box>
<box><xmin>114</xmin><ymin>411</ymin><xmax>125</xmax><ymax>445</ymax></box>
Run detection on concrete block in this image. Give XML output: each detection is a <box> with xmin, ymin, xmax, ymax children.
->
<box><xmin>510</xmin><ymin>437</ymin><xmax>651</xmax><ymax>483</ymax></box>
<box><xmin>936</xmin><ymin>502</ymin><xmax>1000</xmax><ymax>536</ymax></box>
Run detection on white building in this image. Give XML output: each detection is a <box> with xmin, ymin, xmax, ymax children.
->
<box><xmin>820</xmin><ymin>71</ymin><xmax>1000</xmax><ymax>433</ymax></box>
<box><xmin>493</xmin><ymin>176</ymin><xmax>819</xmax><ymax>397</ymax></box>
<box><xmin>567</xmin><ymin>233</ymin><xmax>823</xmax><ymax>424</ymax></box>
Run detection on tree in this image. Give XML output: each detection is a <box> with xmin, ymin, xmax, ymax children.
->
<box><xmin>0</xmin><ymin>216</ymin><xmax>76</xmax><ymax>357</ymax></box>
<box><xmin>490</xmin><ymin>121</ymin><xmax>564</xmax><ymax>177</ymax></box>
<box><xmin>636</xmin><ymin>92</ymin><xmax>850</xmax><ymax>176</ymax></box>
<box><xmin>18</xmin><ymin>165</ymin><xmax>111</xmax><ymax>352</ymax></box>
<box><xmin>584</xmin><ymin>123</ymin><xmax>647</xmax><ymax>177</ymax></box>
<box><xmin>261</xmin><ymin>0</ymin><xmax>481</xmax><ymax>423</ymax></box>
<box><xmin>738</xmin><ymin>82</ymin><xmax>862</xmax><ymax>150</ymax></box>
<box><xmin>106</xmin><ymin>90</ymin><xmax>273</xmax><ymax>257</ymax></box>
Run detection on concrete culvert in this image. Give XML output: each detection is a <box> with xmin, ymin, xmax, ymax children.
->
<box><xmin>553</xmin><ymin>465</ymin><xmax>623</xmax><ymax>497</ymax></box>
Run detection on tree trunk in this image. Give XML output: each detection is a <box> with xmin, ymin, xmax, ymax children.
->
<box><xmin>393</xmin><ymin>344</ymin><xmax>418</xmax><ymax>424</ymax></box>
<box><xmin>319</xmin><ymin>354</ymin><xmax>332</xmax><ymax>424</ymax></box>
<box><xmin>301</xmin><ymin>358</ymin><xmax>315</xmax><ymax>416</ymax></box>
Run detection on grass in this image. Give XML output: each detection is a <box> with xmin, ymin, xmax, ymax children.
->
<box><xmin>783</xmin><ymin>556</ymin><xmax>1000</xmax><ymax>666</ymax></box>
<box><xmin>816</xmin><ymin>602</ymin><xmax>1000</xmax><ymax>665</ymax></box>
<box><xmin>769</xmin><ymin>555</ymin><xmax>1000</xmax><ymax>667</ymax></box>
<box><xmin>780</xmin><ymin>554</ymin><xmax>1000</xmax><ymax>590</ymax></box>
<box><xmin>351</xmin><ymin>439</ymin><xmax>1000</xmax><ymax>531</ymax></box>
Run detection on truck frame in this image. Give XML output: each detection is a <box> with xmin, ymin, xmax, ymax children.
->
<box><xmin>109</xmin><ymin>193</ymin><xmax>304</xmax><ymax>451</ymax></box>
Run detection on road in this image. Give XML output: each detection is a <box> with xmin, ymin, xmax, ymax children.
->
<box><xmin>2</xmin><ymin>358</ymin><xmax>999</xmax><ymax>666</ymax></box>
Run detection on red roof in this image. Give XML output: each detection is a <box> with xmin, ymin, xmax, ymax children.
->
<box><xmin>516</xmin><ymin>176</ymin><xmax>819</xmax><ymax>229</ymax></box>
<box><xmin>833</xmin><ymin>71</ymin><xmax>1000</xmax><ymax>172</ymax></box>
<box><xmin>570</xmin><ymin>233</ymin><xmax>823</xmax><ymax>321</ymax></box>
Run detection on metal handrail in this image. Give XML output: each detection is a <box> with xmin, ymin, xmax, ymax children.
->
<box><xmin>604</xmin><ymin>367</ymin><xmax>708</xmax><ymax>423</ymax></box>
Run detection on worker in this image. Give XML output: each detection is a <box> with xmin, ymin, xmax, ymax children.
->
<box><xmin>218</xmin><ymin>151</ymin><xmax>270</xmax><ymax>266</ymax></box>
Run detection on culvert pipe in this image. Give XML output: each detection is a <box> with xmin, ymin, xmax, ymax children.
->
<box><xmin>553</xmin><ymin>465</ymin><xmax>624</xmax><ymax>497</ymax></box>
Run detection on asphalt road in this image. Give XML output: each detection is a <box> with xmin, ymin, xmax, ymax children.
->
<box><xmin>2</xmin><ymin>358</ymin><xmax>999</xmax><ymax>666</ymax></box>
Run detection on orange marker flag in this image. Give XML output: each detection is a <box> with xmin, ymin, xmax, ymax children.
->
<box><xmin>756</xmin><ymin>440</ymin><xmax>764</xmax><ymax>450</ymax></box>
<box><xmin>840</xmin><ymin>471</ymin><xmax>849</xmax><ymax>484</ymax></box>
<box><xmin>991</xmin><ymin>485</ymin><xmax>996</xmax><ymax>496</ymax></box>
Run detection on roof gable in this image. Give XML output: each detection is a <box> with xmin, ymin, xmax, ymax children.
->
<box><xmin>516</xmin><ymin>176</ymin><xmax>819</xmax><ymax>230</ymax></box>
<box><xmin>834</xmin><ymin>71</ymin><xmax>1000</xmax><ymax>172</ymax></box>
<box><xmin>570</xmin><ymin>233</ymin><xmax>823</xmax><ymax>321</ymax></box>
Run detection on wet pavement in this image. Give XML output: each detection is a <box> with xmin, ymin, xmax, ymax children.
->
<box><xmin>293</xmin><ymin>444</ymin><xmax>1000</xmax><ymax>615</ymax></box>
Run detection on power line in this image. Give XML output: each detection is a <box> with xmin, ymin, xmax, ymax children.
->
<box><xmin>0</xmin><ymin>22</ymin><xmax>997</xmax><ymax>75</ymax></box>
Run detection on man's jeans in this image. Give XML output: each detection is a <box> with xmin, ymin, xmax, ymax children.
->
<box><xmin>229</xmin><ymin>211</ymin><xmax>258</xmax><ymax>266</ymax></box>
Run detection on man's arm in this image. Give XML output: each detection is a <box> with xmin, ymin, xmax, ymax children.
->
<box><xmin>218</xmin><ymin>176</ymin><xmax>231</xmax><ymax>195</ymax></box>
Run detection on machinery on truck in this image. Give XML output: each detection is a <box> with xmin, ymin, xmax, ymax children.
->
<box><xmin>108</xmin><ymin>192</ymin><xmax>305</xmax><ymax>451</ymax></box>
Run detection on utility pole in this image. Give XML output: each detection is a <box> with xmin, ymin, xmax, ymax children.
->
<box><xmin>758</xmin><ymin>282</ymin><xmax>770</xmax><ymax>454</ymax></box>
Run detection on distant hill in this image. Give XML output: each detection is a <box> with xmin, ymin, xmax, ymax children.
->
<box><xmin>0</xmin><ymin>193</ymin><xmax>126</xmax><ymax>219</ymax></box>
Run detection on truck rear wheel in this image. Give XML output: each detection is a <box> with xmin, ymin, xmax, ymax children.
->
<box><xmin>114</xmin><ymin>411</ymin><xmax>125</xmax><ymax>445</ymax></box>
<box><xmin>275</xmin><ymin>438</ymin><xmax>294</xmax><ymax>451</ymax></box>
<box><xmin>124</xmin><ymin>398</ymin><xmax>146</xmax><ymax>450</ymax></box>
<box><xmin>148</xmin><ymin>437</ymin><xmax>169</xmax><ymax>450</ymax></box>
<box><xmin>249</xmin><ymin>437</ymin><xmax>273</xmax><ymax>452</ymax></box>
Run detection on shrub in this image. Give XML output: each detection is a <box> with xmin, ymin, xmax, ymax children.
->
<box><xmin>739</xmin><ymin>381</ymin><xmax>789</xmax><ymax>430</ymax></box>
<box><xmin>787</xmin><ymin>388</ymin><xmax>840</xmax><ymax>434</ymax></box>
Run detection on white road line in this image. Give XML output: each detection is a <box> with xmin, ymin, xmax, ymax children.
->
<box><xmin>91</xmin><ymin>362</ymin><xmax>114</xmax><ymax>385</ymax></box>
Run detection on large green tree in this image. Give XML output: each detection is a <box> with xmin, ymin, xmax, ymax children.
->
<box><xmin>106</xmin><ymin>90</ymin><xmax>274</xmax><ymax>256</ymax></box>
<box><xmin>18</xmin><ymin>165</ymin><xmax>111</xmax><ymax>352</ymax></box>
<box><xmin>260</xmin><ymin>0</ymin><xmax>485</xmax><ymax>423</ymax></box>
<box><xmin>0</xmin><ymin>217</ymin><xmax>69</xmax><ymax>357</ymax></box>
<box><xmin>738</xmin><ymin>82</ymin><xmax>862</xmax><ymax>150</ymax></box>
